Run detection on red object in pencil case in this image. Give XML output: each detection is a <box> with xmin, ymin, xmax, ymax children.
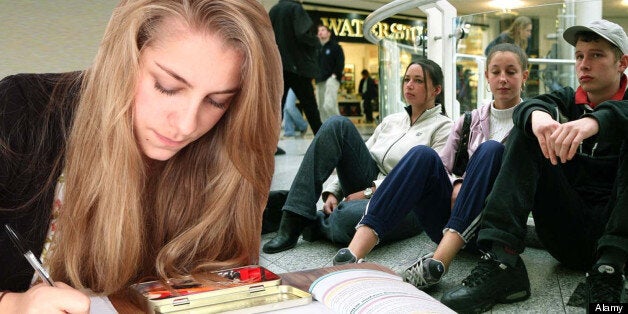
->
<box><xmin>147</xmin><ymin>286</ymin><xmax>221</xmax><ymax>299</ymax></box>
<box><xmin>144</xmin><ymin>266</ymin><xmax>281</xmax><ymax>300</ymax></box>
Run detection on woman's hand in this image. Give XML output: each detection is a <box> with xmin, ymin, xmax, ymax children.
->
<box><xmin>2</xmin><ymin>282</ymin><xmax>90</xmax><ymax>313</ymax></box>
<box><xmin>345</xmin><ymin>185</ymin><xmax>376</xmax><ymax>203</ymax></box>
<box><xmin>323</xmin><ymin>194</ymin><xmax>339</xmax><ymax>215</ymax></box>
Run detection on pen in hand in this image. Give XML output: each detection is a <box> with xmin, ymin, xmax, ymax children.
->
<box><xmin>4</xmin><ymin>224</ymin><xmax>55</xmax><ymax>286</ymax></box>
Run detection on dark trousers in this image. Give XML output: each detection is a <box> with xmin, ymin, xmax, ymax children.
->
<box><xmin>478</xmin><ymin>128</ymin><xmax>628</xmax><ymax>270</ymax></box>
<box><xmin>601</xmin><ymin>142</ymin><xmax>628</xmax><ymax>257</ymax></box>
<box><xmin>282</xmin><ymin>71</ymin><xmax>322</xmax><ymax>134</ymax></box>
<box><xmin>362</xmin><ymin>96</ymin><xmax>374</xmax><ymax>121</ymax></box>
<box><xmin>359</xmin><ymin>141</ymin><xmax>504</xmax><ymax>247</ymax></box>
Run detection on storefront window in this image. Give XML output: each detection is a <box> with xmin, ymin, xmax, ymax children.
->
<box><xmin>306</xmin><ymin>8</ymin><xmax>426</xmax><ymax>119</ymax></box>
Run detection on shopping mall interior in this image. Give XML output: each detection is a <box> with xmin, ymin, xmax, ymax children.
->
<box><xmin>2</xmin><ymin>1</ymin><xmax>627</xmax><ymax>119</ymax></box>
<box><xmin>256</xmin><ymin>0</ymin><xmax>628</xmax><ymax>119</ymax></box>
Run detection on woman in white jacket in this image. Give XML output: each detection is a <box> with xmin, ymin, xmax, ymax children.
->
<box><xmin>263</xmin><ymin>58</ymin><xmax>453</xmax><ymax>254</ymax></box>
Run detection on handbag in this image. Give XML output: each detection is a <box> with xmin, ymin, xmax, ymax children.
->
<box><xmin>451</xmin><ymin>111</ymin><xmax>472</xmax><ymax>177</ymax></box>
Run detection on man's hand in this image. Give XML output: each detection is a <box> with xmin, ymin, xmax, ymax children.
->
<box><xmin>531</xmin><ymin>111</ymin><xmax>560</xmax><ymax>164</ymax></box>
<box><xmin>531</xmin><ymin>111</ymin><xmax>599</xmax><ymax>165</ymax></box>
<box><xmin>550</xmin><ymin>117</ymin><xmax>598</xmax><ymax>163</ymax></box>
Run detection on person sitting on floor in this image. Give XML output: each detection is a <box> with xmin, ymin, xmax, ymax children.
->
<box><xmin>440</xmin><ymin>19</ymin><xmax>628</xmax><ymax>312</ymax></box>
<box><xmin>262</xmin><ymin>58</ymin><xmax>453</xmax><ymax>254</ymax></box>
<box><xmin>333</xmin><ymin>43</ymin><xmax>529</xmax><ymax>291</ymax></box>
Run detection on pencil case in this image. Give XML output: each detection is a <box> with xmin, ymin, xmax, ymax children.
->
<box><xmin>129</xmin><ymin>265</ymin><xmax>311</xmax><ymax>313</ymax></box>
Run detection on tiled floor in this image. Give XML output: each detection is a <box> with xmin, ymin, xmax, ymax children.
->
<box><xmin>260</xmin><ymin>118</ymin><xmax>587</xmax><ymax>313</ymax></box>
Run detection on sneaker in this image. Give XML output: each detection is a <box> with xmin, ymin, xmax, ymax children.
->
<box><xmin>440</xmin><ymin>252</ymin><xmax>531</xmax><ymax>313</ymax></box>
<box><xmin>332</xmin><ymin>248</ymin><xmax>364</xmax><ymax>265</ymax></box>
<box><xmin>401</xmin><ymin>252</ymin><xmax>445</xmax><ymax>289</ymax></box>
<box><xmin>586</xmin><ymin>264</ymin><xmax>623</xmax><ymax>304</ymax></box>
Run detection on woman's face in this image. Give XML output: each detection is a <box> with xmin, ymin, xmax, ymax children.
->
<box><xmin>485</xmin><ymin>51</ymin><xmax>528</xmax><ymax>109</ymax></box>
<box><xmin>520</xmin><ymin>24</ymin><xmax>532</xmax><ymax>39</ymax></box>
<box><xmin>133</xmin><ymin>21</ymin><xmax>242</xmax><ymax>161</ymax></box>
<box><xmin>402</xmin><ymin>64</ymin><xmax>439</xmax><ymax>107</ymax></box>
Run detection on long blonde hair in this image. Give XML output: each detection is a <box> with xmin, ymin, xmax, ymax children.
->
<box><xmin>505</xmin><ymin>16</ymin><xmax>532</xmax><ymax>53</ymax></box>
<box><xmin>48</xmin><ymin>0</ymin><xmax>282</xmax><ymax>293</ymax></box>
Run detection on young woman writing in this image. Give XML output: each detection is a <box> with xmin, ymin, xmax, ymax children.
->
<box><xmin>0</xmin><ymin>0</ymin><xmax>282</xmax><ymax>311</ymax></box>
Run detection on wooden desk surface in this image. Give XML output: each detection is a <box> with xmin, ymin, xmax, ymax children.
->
<box><xmin>109</xmin><ymin>262</ymin><xmax>395</xmax><ymax>313</ymax></box>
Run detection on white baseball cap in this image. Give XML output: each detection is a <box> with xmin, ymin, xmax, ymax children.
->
<box><xmin>563</xmin><ymin>19</ymin><xmax>628</xmax><ymax>55</ymax></box>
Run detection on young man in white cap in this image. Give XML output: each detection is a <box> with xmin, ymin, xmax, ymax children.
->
<box><xmin>441</xmin><ymin>19</ymin><xmax>628</xmax><ymax>313</ymax></box>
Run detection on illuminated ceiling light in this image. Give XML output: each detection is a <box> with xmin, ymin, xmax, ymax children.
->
<box><xmin>489</xmin><ymin>0</ymin><xmax>525</xmax><ymax>11</ymax></box>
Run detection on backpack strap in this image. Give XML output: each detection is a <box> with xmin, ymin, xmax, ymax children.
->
<box><xmin>452</xmin><ymin>111</ymin><xmax>472</xmax><ymax>176</ymax></box>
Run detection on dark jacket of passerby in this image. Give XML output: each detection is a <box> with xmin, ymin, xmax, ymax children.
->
<box><xmin>269</xmin><ymin>0</ymin><xmax>319</xmax><ymax>79</ymax></box>
<box><xmin>359</xmin><ymin>75</ymin><xmax>377</xmax><ymax>100</ymax></box>
<box><xmin>316</xmin><ymin>39</ymin><xmax>344</xmax><ymax>83</ymax></box>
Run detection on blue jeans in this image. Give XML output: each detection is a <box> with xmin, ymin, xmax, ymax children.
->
<box><xmin>282</xmin><ymin>116</ymin><xmax>421</xmax><ymax>245</ymax></box>
<box><xmin>282</xmin><ymin>71</ymin><xmax>322</xmax><ymax>134</ymax></box>
<box><xmin>359</xmin><ymin>141</ymin><xmax>505</xmax><ymax>248</ymax></box>
<box><xmin>283</xmin><ymin>88</ymin><xmax>308</xmax><ymax>136</ymax></box>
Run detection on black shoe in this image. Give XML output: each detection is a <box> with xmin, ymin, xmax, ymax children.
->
<box><xmin>261</xmin><ymin>190</ymin><xmax>289</xmax><ymax>234</ymax></box>
<box><xmin>275</xmin><ymin>147</ymin><xmax>286</xmax><ymax>155</ymax></box>
<box><xmin>441</xmin><ymin>252</ymin><xmax>530</xmax><ymax>313</ymax></box>
<box><xmin>586</xmin><ymin>264</ymin><xmax>623</xmax><ymax>304</ymax></box>
<box><xmin>262</xmin><ymin>211</ymin><xmax>306</xmax><ymax>254</ymax></box>
<box><xmin>301</xmin><ymin>222</ymin><xmax>322</xmax><ymax>242</ymax></box>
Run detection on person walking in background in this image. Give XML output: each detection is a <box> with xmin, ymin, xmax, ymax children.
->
<box><xmin>333</xmin><ymin>44</ymin><xmax>529</xmax><ymax>292</ymax></box>
<box><xmin>283</xmin><ymin>88</ymin><xmax>308</xmax><ymax>137</ymax></box>
<box><xmin>456</xmin><ymin>65</ymin><xmax>473</xmax><ymax>113</ymax></box>
<box><xmin>359</xmin><ymin>69</ymin><xmax>378</xmax><ymax>123</ymax></box>
<box><xmin>485</xmin><ymin>16</ymin><xmax>532</xmax><ymax>56</ymax></box>
<box><xmin>0</xmin><ymin>0</ymin><xmax>282</xmax><ymax>311</ymax></box>
<box><xmin>442</xmin><ymin>19</ymin><xmax>628</xmax><ymax>312</ymax></box>
<box><xmin>316</xmin><ymin>24</ymin><xmax>345</xmax><ymax>122</ymax></box>
<box><xmin>269</xmin><ymin>0</ymin><xmax>322</xmax><ymax>135</ymax></box>
<box><xmin>262</xmin><ymin>59</ymin><xmax>452</xmax><ymax>254</ymax></box>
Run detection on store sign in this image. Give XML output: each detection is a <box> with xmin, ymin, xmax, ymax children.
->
<box><xmin>309</xmin><ymin>11</ymin><xmax>426</xmax><ymax>45</ymax></box>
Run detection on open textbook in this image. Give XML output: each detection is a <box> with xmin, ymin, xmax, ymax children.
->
<box><xmin>308</xmin><ymin>268</ymin><xmax>455</xmax><ymax>314</ymax></box>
